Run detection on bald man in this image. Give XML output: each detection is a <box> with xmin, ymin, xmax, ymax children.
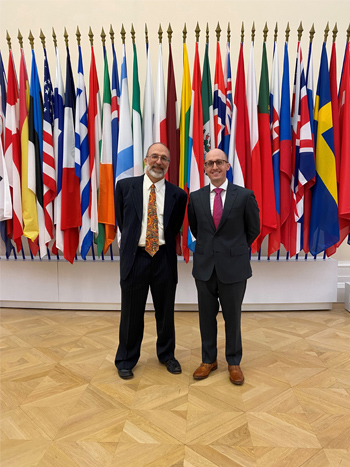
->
<box><xmin>188</xmin><ymin>149</ymin><xmax>260</xmax><ymax>384</ymax></box>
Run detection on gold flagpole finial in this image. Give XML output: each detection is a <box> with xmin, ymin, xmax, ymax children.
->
<box><xmin>241</xmin><ymin>22</ymin><xmax>245</xmax><ymax>43</ymax></box>
<box><xmin>285</xmin><ymin>22</ymin><xmax>290</xmax><ymax>42</ymax></box>
<box><xmin>130</xmin><ymin>24</ymin><xmax>135</xmax><ymax>45</ymax></box>
<box><xmin>183</xmin><ymin>23</ymin><xmax>187</xmax><ymax>44</ymax></box>
<box><xmin>309</xmin><ymin>24</ymin><xmax>315</xmax><ymax>43</ymax></box>
<box><xmin>109</xmin><ymin>25</ymin><xmax>115</xmax><ymax>45</ymax></box>
<box><xmin>324</xmin><ymin>22</ymin><xmax>330</xmax><ymax>42</ymax></box>
<box><xmin>195</xmin><ymin>22</ymin><xmax>200</xmax><ymax>43</ymax></box>
<box><xmin>347</xmin><ymin>24</ymin><xmax>350</xmax><ymax>42</ymax></box>
<box><xmin>6</xmin><ymin>31</ymin><xmax>12</xmax><ymax>50</ymax></box>
<box><xmin>64</xmin><ymin>28</ymin><xmax>69</xmax><ymax>47</ymax></box>
<box><xmin>263</xmin><ymin>22</ymin><xmax>268</xmax><ymax>42</ymax></box>
<box><xmin>297</xmin><ymin>22</ymin><xmax>303</xmax><ymax>42</ymax></box>
<box><xmin>206</xmin><ymin>23</ymin><xmax>209</xmax><ymax>44</ymax></box>
<box><xmin>274</xmin><ymin>23</ymin><xmax>278</xmax><ymax>42</ymax></box>
<box><xmin>216</xmin><ymin>22</ymin><xmax>221</xmax><ymax>41</ymax></box>
<box><xmin>167</xmin><ymin>23</ymin><xmax>173</xmax><ymax>44</ymax></box>
<box><xmin>88</xmin><ymin>27</ymin><xmax>94</xmax><ymax>46</ymax></box>
<box><xmin>158</xmin><ymin>24</ymin><xmax>163</xmax><ymax>44</ymax></box>
<box><xmin>145</xmin><ymin>24</ymin><xmax>149</xmax><ymax>45</ymax></box>
<box><xmin>28</xmin><ymin>30</ymin><xmax>34</xmax><ymax>49</ymax></box>
<box><xmin>76</xmin><ymin>26</ymin><xmax>81</xmax><ymax>46</ymax></box>
<box><xmin>52</xmin><ymin>28</ymin><xmax>57</xmax><ymax>48</ymax></box>
<box><xmin>101</xmin><ymin>27</ymin><xmax>106</xmax><ymax>47</ymax></box>
<box><xmin>40</xmin><ymin>29</ymin><xmax>46</xmax><ymax>48</ymax></box>
<box><xmin>332</xmin><ymin>23</ymin><xmax>338</xmax><ymax>43</ymax></box>
<box><xmin>227</xmin><ymin>23</ymin><xmax>231</xmax><ymax>43</ymax></box>
<box><xmin>18</xmin><ymin>29</ymin><xmax>23</xmax><ymax>48</ymax></box>
<box><xmin>120</xmin><ymin>24</ymin><xmax>126</xmax><ymax>45</ymax></box>
<box><xmin>251</xmin><ymin>22</ymin><xmax>256</xmax><ymax>43</ymax></box>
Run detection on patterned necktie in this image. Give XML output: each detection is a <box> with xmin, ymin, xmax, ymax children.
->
<box><xmin>145</xmin><ymin>184</ymin><xmax>159</xmax><ymax>256</ymax></box>
<box><xmin>213</xmin><ymin>187</ymin><xmax>223</xmax><ymax>229</ymax></box>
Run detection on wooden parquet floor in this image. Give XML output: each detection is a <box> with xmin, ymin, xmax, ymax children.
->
<box><xmin>1</xmin><ymin>305</ymin><xmax>350</xmax><ymax>467</ymax></box>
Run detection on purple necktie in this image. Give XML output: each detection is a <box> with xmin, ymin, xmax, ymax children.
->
<box><xmin>213</xmin><ymin>188</ymin><xmax>223</xmax><ymax>229</ymax></box>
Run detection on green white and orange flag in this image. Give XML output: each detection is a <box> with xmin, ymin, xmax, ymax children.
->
<box><xmin>179</xmin><ymin>40</ymin><xmax>191</xmax><ymax>261</ymax></box>
<box><xmin>98</xmin><ymin>49</ymin><xmax>115</xmax><ymax>255</ymax></box>
<box><xmin>19</xmin><ymin>47</ymin><xmax>39</xmax><ymax>249</ymax></box>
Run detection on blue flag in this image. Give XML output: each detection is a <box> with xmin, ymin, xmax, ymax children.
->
<box><xmin>309</xmin><ymin>42</ymin><xmax>339</xmax><ymax>255</ymax></box>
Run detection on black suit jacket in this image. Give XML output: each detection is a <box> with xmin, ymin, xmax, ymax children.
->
<box><xmin>188</xmin><ymin>182</ymin><xmax>260</xmax><ymax>284</ymax></box>
<box><xmin>115</xmin><ymin>175</ymin><xmax>187</xmax><ymax>282</ymax></box>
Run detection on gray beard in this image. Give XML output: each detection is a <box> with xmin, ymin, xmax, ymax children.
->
<box><xmin>147</xmin><ymin>166</ymin><xmax>168</xmax><ymax>179</ymax></box>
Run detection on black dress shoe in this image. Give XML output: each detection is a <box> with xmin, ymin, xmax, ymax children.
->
<box><xmin>161</xmin><ymin>358</ymin><xmax>182</xmax><ymax>374</ymax></box>
<box><xmin>118</xmin><ymin>368</ymin><xmax>134</xmax><ymax>379</ymax></box>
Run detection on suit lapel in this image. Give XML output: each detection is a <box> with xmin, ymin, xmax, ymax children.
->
<box><xmin>132</xmin><ymin>175</ymin><xmax>144</xmax><ymax>223</ymax></box>
<box><xmin>164</xmin><ymin>181</ymin><xmax>176</xmax><ymax>229</ymax></box>
<box><xmin>199</xmin><ymin>185</ymin><xmax>215</xmax><ymax>230</ymax></box>
<box><xmin>216</xmin><ymin>182</ymin><xmax>238</xmax><ymax>231</ymax></box>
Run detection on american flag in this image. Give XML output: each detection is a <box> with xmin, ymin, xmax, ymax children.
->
<box><xmin>42</xmin><ymin>47</ymin><xmax>56</xmax><ymax>246</ymax></box>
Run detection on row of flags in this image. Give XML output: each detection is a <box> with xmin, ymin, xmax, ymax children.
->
<box><xmin>0</xmin><ymin>29</ymin><xmax>349</xmax><ymax>264</ymax></box>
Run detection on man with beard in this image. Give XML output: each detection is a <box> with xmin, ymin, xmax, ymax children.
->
<box><xmin>114</xmin><ymin>143</ymin><xmax>187</xmax><ymax>379</ymax></box>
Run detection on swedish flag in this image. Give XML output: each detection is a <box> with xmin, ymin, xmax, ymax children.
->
<box><xmin>309</xmin><ymin>43</ymin><xmax>339</xmax><ymax>255</ymax></box>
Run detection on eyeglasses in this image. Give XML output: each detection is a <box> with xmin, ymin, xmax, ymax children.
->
<box><xmin>204</xmin><ymin>159</ymin><xmax>228</xmax><ymax>168</ymax></box>
<box><xmin>147</xmin><ymin>154</ymin><xmax>170</xmax><ymax>163</ymax></box>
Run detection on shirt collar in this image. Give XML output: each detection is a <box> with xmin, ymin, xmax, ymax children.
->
<box><xmin>210</xmin><ymin>179</ymin><xmax>228</xmax><ymax>192</ymax></box>
<box><xmin>144</xmin><ymin>173</ymin><xmax>165</xmax><ymax>192</ymax></box>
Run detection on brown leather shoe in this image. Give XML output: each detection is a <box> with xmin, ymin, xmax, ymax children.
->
<box><xmin>228</xmin><ymin>365</ymin><xmax>244</xmax><ymax>385</ymax></box>
<box><xmin>193</xmin><ymin>362</ymin><xmax>218</xmax><ymax>380</ymax></box>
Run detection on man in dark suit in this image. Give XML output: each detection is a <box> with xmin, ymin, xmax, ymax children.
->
<box><xmin>188</xmin><ymin>148</ymin><xmax>260</xmax><ymax>385</ymax></box>
<box><xmin>115</xmin><ymin>142</ymin><xmax>187</xmax><ymax>379</ymax></box>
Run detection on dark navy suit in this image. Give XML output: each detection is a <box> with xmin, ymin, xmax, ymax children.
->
<box><xmin>188</xmin><ymin>182</ymin><xmax>260</xmax><ymax>365</ymax></box>
<box><xmin>115</xmin><ymin>175</ymin><xmax>187</xmax><ymax>370</ymax></box>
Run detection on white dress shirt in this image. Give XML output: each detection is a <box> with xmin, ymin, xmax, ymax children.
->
<box><xmin>209</xmin><ymin>179</ymin><xmax>228</xmax><ymax>214</ymax></box>
<box><xmin>138</xmin><ymin>174</ymin><xmax>166</xmax><ymax>246</ymax></box>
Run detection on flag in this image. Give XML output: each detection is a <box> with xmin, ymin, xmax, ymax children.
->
<box><xmin>179</xmin><ymin>42</ymin><xmax>191</xmax><ymax>262</ymax></box>
<box><xmin>279</xmin><ymin>41</ymin><xmax>292</xmax><ymax>252</ymax></box>
<box><xmin>268</xmin><ymin>42</ymin><xmax>281</xmax><ymax>256</ymax></box>
<box><xmin>0</xmin><ymin>136</ymin><xmax>11</xmax><ymax>221</ymax></box>
<box><xmin>290</xmin><ymin>42</ymin><xmax>315</xmax><ymax>257</ymax></box>
<box><xmin>229</xmin><ymin>41</ymin><xmax>250</xmax><ymax>188</ymax></box>
<box><xmin>19</xmin><ymin>47</ymin><xmax>39</xmax><ymax>249</ymax></box>
<box><xmin>154</xmin><ymin>42</ymin><xmax>167</xmax><ymax>145</ymax></box>
<box><xmin>201</xmin><ymin>41</ymin><xmax>214</xmax><ymax>185</ymax></box>
<box><xmin>88</xmin><ymin>45</ymin><xmax>102</xmax><ymax>236</ymax></box>
<box><xmin>247</xmin><ymin>41</ymin><xmax>263</xmax><ymax>253</ymax></box>
<box><xmin>75</xmin><ymin>44</ymin><xmax>92</xmax><ymax>259</ymax></box>
<box><xmin>258</xmin><ymin>42</ymin><xmax>277</xmax><ymax>248</ymax></box>
<box><xmin>309</xmin><ymin>42</ymin><xmax>339</xmax><ymax>255</ymax></box>
<box><xmin>132</xmin><ymin>42</ymin><xmax>143</xmax><ymax>176</ymax></box>
<box><xmin>98</xmin><ymin>47</ymin><xmax>116</xmax><ymax>254</ymax></box>
<box><xmin>213</xmin><ymin>41</ymin><xmax>226</xmax><ymax>150</ymax></box>
<box><xmin>53</xmin><ymin>47</ymin><xmax>64</xmax><ymax>254</ymax></box>
<box><xmin>116</xmin><ymin>44</ymin><xmax>133</xmax><ymax>182</ymax></box>
<box><xmin>223</xmin><ymin>41</ymin><xmax>233</xmax><ymax>161</ymax></box>
<box><xmin>61</xmin><ymin>46</ymin><xmax>81</xmax><ymax>263</ymax></box>
<box><xmin>5</xmin><ymin>49</ymin><xmax>23</xmax><ymax>252</ymax></box>
<box><xmin>28</xmin><ymin>49</ymin><xmax>47</xmax><ymax>257</ymax></box>
<box><xmin>0</xmin><ymin>51</ymin><xmax>6</xmax><ymax>146</ymax></box>
<box><xmin>326</xmin><ymin>40</ymin><xmax>341</xmax><ymax>256</ymax></box>
<box><xmin>142</xmin><ymin>43</ymin><xmax>154</xmax><ymax>158</ymax></box>
<box><xmin>187</xmin><ymin>41</ymin><xmax>204</xmax><ymax>253</ymax></box>
<box><xmin>336</xmin><ymin>41</ymin><xmax>350</xmax><ymax>247</ymax></box>
<box><xmin>166</xmin><ymin>41</ymin><xmax>180</xmax><ymax>186</ymax></box>
<box><xmin>111</xmin><ymin>42</ymin><xmax>120</xmax><ymax>190</ymax></box>
<box><xmin>42</xmin><ymin>46</ymin><xmax>56</xmax><ymax>246</ymax></box>
<box><xmin>0</xmin><ymin>51</ymin><xmax>10</xmax><ymax>221</ymax></box>
<box><xmin>303</xmin><ymin>40</ymin><xmax>316</xmax><ymax>255</ymax></box>
<box><xmin>0</xmin><ymin>54</ymin><xmax>13</xmax><ymax>256</ymax></box>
